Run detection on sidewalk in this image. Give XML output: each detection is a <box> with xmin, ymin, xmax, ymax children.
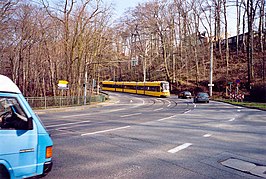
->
<box><xmin>34</xmin><ymin>96</ymin><xmax>118</xmax><ymax>114</ymax></box>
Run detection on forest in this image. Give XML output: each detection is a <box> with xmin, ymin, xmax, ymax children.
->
<box><xmin>0</xmin><ymin>0</ymin><xmax>265</xmax><ymax>101</ymax></box>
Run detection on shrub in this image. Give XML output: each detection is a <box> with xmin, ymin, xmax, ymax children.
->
<box><xmin>250</xmin><ymin>83</ymin><xmax>266</xmax><ymax>102</ymax></box>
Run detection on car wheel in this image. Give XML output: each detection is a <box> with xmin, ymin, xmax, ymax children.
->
<box><xmin>0</xmin><ymin>165</ymin><xmax>10</xmax><ymax>179</ymax></box>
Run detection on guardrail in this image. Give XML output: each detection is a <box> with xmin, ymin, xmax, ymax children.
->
<box><xmin>25</xmin><ymin>94</ymin><xmax>108</xmax><ymax>109</ymax></box>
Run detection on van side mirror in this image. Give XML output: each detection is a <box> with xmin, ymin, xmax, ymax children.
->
<box><xmin>27</xmin><ymin>117</ymin><xmax>33</xmax><ymax>130</ymax></box>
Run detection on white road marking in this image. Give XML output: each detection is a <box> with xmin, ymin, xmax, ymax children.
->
<box><xmin>57</xmin><ymin>123</ymin><xmax>92</xmax><ymax>130</ymax></box>
<box><xmin>114</xmin><ymin>100</ymin><xmax>120</xmax><ymax>104</ymax></box>
<box><xmin>168</xmin><ymin>143</ymin><xmax>192</xmax><ymax>153</ymax></box>
<box><xmin>229</xmin><ymin>118</ymin><xmax>235</xmax><ymax>122</ymax></box>
<box><xmin>55</xmin><ymin>129</ymin><xmax>76</xmax><ymax>134</ymax></box>
<box><xmin>203</xmin><ymin>134</ymin><xmax>212</xmax><ymax>137</ymax></box>
<box><xmin>130</xmin><ymin>100</ymin><xmax>133</xmax><ymax>103</ymax></box>
<box><xmin>237</xmin><ymin>109</ymin><xmax>241</xmax><ymax>112</ymax></box>
<box><xmin>184</xmin><ymin>110</ymin><xmax>191</xmax><ymax>114</ymax></box>
<box><xmin>120</xmin><ymin>113</ymin><xmax>142</xmax><ymax>118</ymax></box>
<box><xmin>164</xmin><ymin>99</ymin><xmax>171</xmax><ymax>107</ymax></box>
<box><xmin>237</xmin><ymin>106</ymin><xmax>242</xmax><ymax>109</ymax></box>
<box><xmin>153</xmin><ymin>108</ymin><xmax>163</xmax><ymax>111</ymax></box>
<box><xmin>46</xmin><ymin>120</ymin><xmax>91</xmax><ymax>128</ymax></box>
<box><xmin>157</xmin><ymin>114</ymin><xmax>178</xmax><ymax>121</ymax></box>
<box><xmin>60</xmin><ymin>108</ymin><xmax>126</xmax><ymax>118</ymax></box>
<box><xmin>81</xmin><ymin>126</ymin><xmax>130</xmax><ymax>136</ymax></box>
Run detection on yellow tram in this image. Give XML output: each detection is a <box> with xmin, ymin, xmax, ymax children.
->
<box><xmin>101</xmin><ymin>81</ymin><xmax>170</xmax><ymax>97</ymax></box>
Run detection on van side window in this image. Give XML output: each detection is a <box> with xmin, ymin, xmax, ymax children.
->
<box><xmin>0</xmin><ymin>97</ymin><xmax>29</xmax><ymax>130</ymax></box>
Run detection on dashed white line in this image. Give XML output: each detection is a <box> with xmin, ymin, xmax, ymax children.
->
<box><xmin>114</xmin><ymin>100</ymin><xmax>120</xmax><ymax>104</ymax></box>
<box><xmin>184</xmin><ymin>110</ymin><xmax>191</xmax><ymax>114</ymax></box>
<box><xmin>153</xmin><ymin>108</ymin><xmax>163</xmax><ymax>111</ymax></box>
<box><xmin>46</xmin><ymin>120</ymin><xmax>91</xmax><ymax>128</ymax></box>
<box><xmin>229</xmin><ymin>118</ymin><xmax>235</xmax><ymax>122</ymax></box>
<box><xmin>237</xmin><ymin>109</ymin><xmax>241</xmax><ymax>112</ymax></box>
<box><xmin>203</xmin><ymin>134</ymin><xmax>212</xmax><ymax>137</ymax></box>
<box><xmin>81</xmin><ymin>126</ymin><xmax>130</xmax><ymax>136</ymax></box>
<box><xmin>157</xmin><ymin>114</ymin><xmax>178</xmax><ymax>121</ymax></box>
<box><xmin>120</xmin><ymin>113</ymin><xmax>142</xmax><ymax>118</ymax></box>
<box><xmin>168</xmin><ymin>143</ymin><xmax>192</xmax><ymax>153</ymax></box>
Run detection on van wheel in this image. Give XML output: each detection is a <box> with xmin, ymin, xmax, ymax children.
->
<box><xmin>0</xmin><ymin>165</ymin><xmax>10</xmax><ymax>179</ymax></box>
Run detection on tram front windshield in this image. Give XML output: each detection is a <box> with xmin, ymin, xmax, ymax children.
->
<box><xmin>161</xmin><ymin>83</ymin><xmax>169</xmax><ymax>92</ymax></box>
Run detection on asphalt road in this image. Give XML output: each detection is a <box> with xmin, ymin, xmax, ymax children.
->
<box><xmin>37</xmin><ymin>92</ymin><xmax>266</xmax><ymax>179</ymax></box>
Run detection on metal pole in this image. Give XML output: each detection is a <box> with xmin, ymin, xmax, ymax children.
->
<box><xmin>84</xmin><ymin>66</ymin><xmax>87</xmax><ymax>105</ymax></box>
<box><xmin>210</xmin><ymin>40</ymin><xmax>213</xmax><ymax>97</ymax></box>
<box><xmin>143</xmin><ymin>57</ymin><xmax>146</xmax><ymax>82</ymax></box>
<box><xmin>209</xmin><ymin>7</ymin><xmax>213</xmax><ymax>97</ymax></box>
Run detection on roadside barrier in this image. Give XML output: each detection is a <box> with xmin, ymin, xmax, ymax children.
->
<box><xmin>25</xmin><ymin>94</ymin><xmax>107</xmax><ymax>109</ymax></box>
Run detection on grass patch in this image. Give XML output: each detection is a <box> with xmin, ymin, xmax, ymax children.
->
<box><xmin>217</xmin><ymin>99</ymin><xmax>266</xmax><ymax>110</ymax></box>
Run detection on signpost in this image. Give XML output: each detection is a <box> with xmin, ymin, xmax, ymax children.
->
<box><xmin>227</xmin><ymin>82</ymin><xmax>233</xmax><ymax>96</ymax></box>
<box><xmin>58</xmin><ymin>80</ymin><xmax>69</xmax><ymax>107</ymax></box>
<box><xmin>58</xmin><ymin>80</ymin><xmax>69</xmax><ymax>90</ymax></box>
<box><xmin>235</xmin><ymin>79</ymin><xmax>240</xmax><ymax>95</ymax></box>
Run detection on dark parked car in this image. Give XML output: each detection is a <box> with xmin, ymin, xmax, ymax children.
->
<box><xmin>194</xmin><ymin>92</ymin><xmax>209</xmax><ymax>103</ymax></box>
<box><xmin>179</xmin><ymin>91</ymin><xmax>192</xmax><ymax>99</ymax></box>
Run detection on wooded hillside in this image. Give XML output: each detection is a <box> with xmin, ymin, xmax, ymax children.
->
<box><xmin>0</xmin><ymin>0</ymin><xmax>265</xmax><ymax>100</ymax></box>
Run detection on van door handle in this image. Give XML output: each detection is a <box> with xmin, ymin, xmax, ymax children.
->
<box><xmin>20</xmin><ymin>148</ymin><xmax>34</xmax><ymax>153</ymax></box>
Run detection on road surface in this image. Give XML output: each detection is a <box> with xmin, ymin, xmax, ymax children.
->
<box><xmin>37</xmin><ymin>92</ymin><xmax>266</xmax><ymax>179</ymax></box>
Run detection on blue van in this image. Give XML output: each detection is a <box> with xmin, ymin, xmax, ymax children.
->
<box><xmin>0</xmin><ymin>75</ymin><xmax>53</xmax><ymax>178</ymax></box>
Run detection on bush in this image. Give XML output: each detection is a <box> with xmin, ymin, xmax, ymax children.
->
<box><xmin>250</xmin><ymin>83</ymin><xmax>266</xmax><ymax>102</ymax></box>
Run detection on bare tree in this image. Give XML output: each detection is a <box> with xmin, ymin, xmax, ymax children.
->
<box><xmin>222</xmin><ymin>0</ymin><xmax>229</xmax><ymax>80</ymax></box>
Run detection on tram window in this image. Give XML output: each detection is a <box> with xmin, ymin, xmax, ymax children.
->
<box><xmin>147</xmin><ymin>86</ymin><xmax>159</xmax><ymax>92</ymax></box>
<box><xmin>116</xmin><ymin>85</ymin><xmax>123</xmax><ymax>88</ymax></box>
<box><xmin>125</xmin><ymin>85</ymin><xmax>135</xmax><ymax>90</ymax></box>
<box><xmin>137</xmin><ymin>86</ymin><xmax>144</xmax><ymax>90</ymax></box>
<box><xmin>102</xmin><ymin>84</ymin><xmax>113</xmax><ymax>88</ymax></box>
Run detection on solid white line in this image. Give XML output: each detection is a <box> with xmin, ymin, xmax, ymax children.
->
<box><xmin>203</xmin><ymin>134</ymin><xmax>212</xmax><ymax>137</ymax></box>
<box><xmin>168</xmin><ymin>143</ymin><xmax>192</xmax><ymax>153</ymax></box>
<box><xmin>57</xmin><ymin>123</ymin><xmax>92</xmax><ymax>130</ymax></box>
<box><xmin>229</xmin><ymin>118</ymin><xmax>235</xmax><ymax>122</ymax></box>
<box><xmin>153</xmin><ymin>108</ymin><xmax>163</xmax><ymax>111</ymax></box>
<box><xmin>55</xmin><ymin>129</ymin><xmax>75</xmax><ymax>134</ymax></box>
<box><xmin>60</xmin><ymin>108</ymin><xmax>126</xmax><ymax>118</ymax></box>
<box><xmin>81</xmin><ymin>126</ymin><xmax>130</xmax><ymax>136</ymax></box>
<box><xmin>120</xmin><ymin>113</ymin><xmax>142</xmax><ymax>118</ymax></box>
<box><xmin>46</xmin><ymin>120</ymin><xmax>91</xmax><ymax>128</ymax></box>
